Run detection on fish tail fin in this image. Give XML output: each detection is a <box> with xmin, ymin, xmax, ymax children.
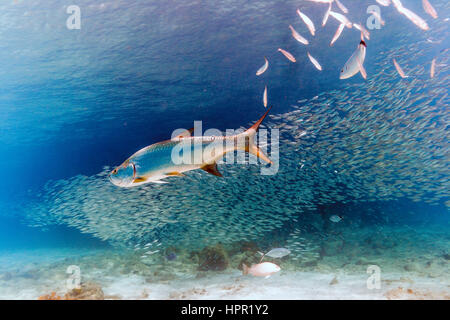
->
<box><xmin>242</xmin><ymin>264</ymin><xmax>249</xmax><ymax>275</ymax></box>
<box><xmin>241</xmin><ymin>107</ymin><xmax>273</xmax><ymax>164</ymax></box>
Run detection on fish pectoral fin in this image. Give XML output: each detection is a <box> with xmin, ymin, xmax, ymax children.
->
<box><xmin>133</xmin><ymin>176</ymin><xmax>148</xmax><ymax>183</ymax></box>
<box><xmin>165</xmin><ymin>171</ymin><xmax>185</xmax><ymax>177</ymax></box>
<box><xmin>200</xmin><ymin>163</ymin><xmax>223</xmax><ymax>177</ymax></box>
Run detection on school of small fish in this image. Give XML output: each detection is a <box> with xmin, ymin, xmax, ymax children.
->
<box><xmin>24</xmin><ymin>1</ymin><xmax>448</xmax><ymax>252</ymax></box>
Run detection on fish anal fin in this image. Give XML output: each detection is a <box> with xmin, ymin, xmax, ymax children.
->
<box><xmin>165</xmin><ymin>171</ymin><xmax>185</xmax><ymax>177</ymax></box>
<box><xmin>133</xmin><ymin>176</ymin><xmax>148</xmax><ymax>183</ymax></box>
<box><xmin>246</xmin><ymin>144</ymin><xmax>273</xmax><ymax>164</ymax></box>
<box><xmin>201</xmin><ymin>163</ymin><xmax>223</xmax><ymax>177</ymax></box>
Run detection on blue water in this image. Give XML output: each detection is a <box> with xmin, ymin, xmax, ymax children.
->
<box><xmin>0</xmin><ymin>1</ymin><xmax>449</xmax><ymax>299</ymax></box>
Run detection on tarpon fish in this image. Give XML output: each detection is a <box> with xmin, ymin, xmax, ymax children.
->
<box><xmin>110</xmin><ymin>108</ymin><xmax>273</xmax><ymax>187</ymax></box>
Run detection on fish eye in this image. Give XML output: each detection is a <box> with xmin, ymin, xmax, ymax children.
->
<box><xmin>112</xmin><ymin>169</ymin><xmax>118</xmax><ymax>175</ymax></box>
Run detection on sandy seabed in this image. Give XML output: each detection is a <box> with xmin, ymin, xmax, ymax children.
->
<box><xmin>0</xmin><ymin>245</ymin><xmax>448</xmax><ymax>300</ymax></box>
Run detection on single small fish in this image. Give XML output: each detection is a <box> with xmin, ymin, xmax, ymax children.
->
<box><xmin>322</xmin><ymin>3</ymin><xmax>332</xmax><ymax>27</ymax></box>
<box><xmin>340</xmin><ymin>40</ymin><xmax>367</xmax><ymax>79</ymax></box>
<box><xmin>422</xmin><ymin>0</ymin><xmax>437</xmax><ymax>19</ymax></box>
<box><xmin>242</xmin><ymin>262</ymin><xmax>281</xmax><ymax>278</ymax></box>
<box><xmin>259</xmin><ymin>248</ymin><xmax>291</xmax><ymax>259</ymax></box>
<box><xmin>376</xmin><ymin>0</ymin><xmax>391</xmax><ymax>6</ymax></box>
<box><xmin>307</xmin><ymin>52</ymin><xmax>322</xmax><ymax>71</ymax></box>
<box><xmin>430</xmin><ymin>58</ymin><xmax>436</xmax><ymax>78</ymax></box>
<box><xmin>110</xmin><ymin>108</ymin><xmax>273</xmax><ymax>187</ymax></box>
<box><xmin>297</xmin><ymin>9</ymin><xmax>316</xmax><ymax>36</ymax></box>
<box><xmin>353</xmin><ymin>23</ymin><xmax>370</xmax><ymax>40</ymax></box>
<box><xmin>329</xmin><ymin>11</ymin><xmax>352</xmax><ymax>28</ymax></box>
<box><xmin>426</xmin><ymin>38</ymin><xmax>441</xmax><ymax>44</ymax></box>
<box><xmin>392</xmin><ymin>0</ymin><xmax>403</xmax><ymax>11</ymax></box>
<box><xmin>329</xmin><ymin>215</ymin><xmax>343</xmax><ymax>223</ymax></box>
<box><xmin>263</xmin><ymin>86</ymin><xmax>268</xmax><ymax>108</ymax></box>
<box><xmin>278</xmin><ymin>48</ymin><xmax>296</xmax><ymax>62</ymax></box>
<box><xmin>393</xmin><ymin>58</ymin><xmax>408</xmax><ymax>78</ymax></box>
<box><xmin>335</xmin><ymin>0</ymin><xmax>348</xmax><ymax>14</ymax></box>
<box><xmin>397</xmin><ymin>5</ymin><xmax>429</xmax><ymax>30</ymax></box>
<box><xmin>289</xmin><ymin>25</ymin><xmax>309</xmax><ymax>45</ymax></box>
<box><xmin>256</xmin><ymin>57</ymin><xmax>269</xmax><ymax>76</ymax></box>
<box><xmin>330</xmin><ymin>23</ymin><xmax>345</xmax><ymax>46</ymax></box>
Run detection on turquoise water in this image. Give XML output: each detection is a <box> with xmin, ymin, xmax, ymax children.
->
<box><xmin>0</xmin><ymin>0</ymin><xmax>449</xmax><ymax>299</ymax></box>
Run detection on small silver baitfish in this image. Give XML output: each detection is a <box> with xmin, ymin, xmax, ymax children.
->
<box><xmin>110</xmin><ymin>107</ymin><xmax>273</xmax><ymax>187</ymax></box>
<box><xmin>329</xmin><ymin>215</ymin><xmax>343</xmax><ymax>223</ymax></box>
<box><xmin>258</xmin><ymin>248</ymin><xmax>291</xmax><ymax>261</ymax></box>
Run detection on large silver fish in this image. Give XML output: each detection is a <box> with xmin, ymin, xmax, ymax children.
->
<box><xmin>110</xmin><ymin>108</ymin><xmax>273</xmax><ymax>187</ymax></box>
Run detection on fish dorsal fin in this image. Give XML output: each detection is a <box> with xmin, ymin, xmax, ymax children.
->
<box><xmin>248</xmin><ymin>106</ymin><xmax>272</xmax><ymax>132</ymax></box>
<box><xmin>201</xmin><ymin>163</ymin><xmax>223</xmax><ymax>177</ymax></box>
<box><xmin>176</xmin><ymin>128</ymin><xmax>194</xmax><ymax>139</ymax></box>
